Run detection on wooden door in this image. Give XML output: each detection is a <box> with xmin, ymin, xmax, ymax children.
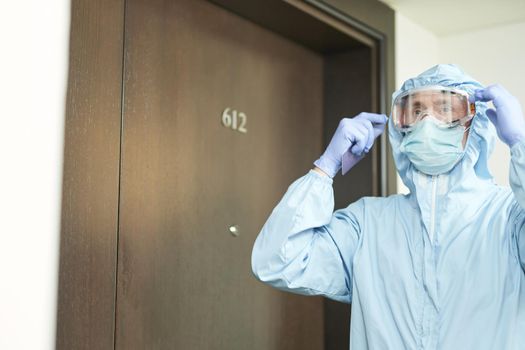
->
<box><xmin>116</xmin><ymin>0</ymin><xmax>325</xmax><ymax>348</ymax></box>
<box><xmin>57</xmin><ymin>0</ymin><xmax>395</xmax><ymax>349</ymax></box>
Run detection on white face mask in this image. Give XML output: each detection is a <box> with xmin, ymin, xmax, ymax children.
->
<box><xmin>399</xmin><ymin>117</ymin><xmax>468</xmax><ymax>175</ymax></box>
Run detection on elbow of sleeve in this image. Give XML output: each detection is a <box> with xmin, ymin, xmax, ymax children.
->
<box><xmin>251</xmin><ymin>259</ymin><xmax>288</xmax><ymax>290</ymax></box>
<box><xmin>251</xmin><ymin>242</ymin><xmax>269</xmax><ymax>282</ymax></box>
<box><xmin>251</xmin><ymin>248</ymin><xmax>263</xmax><ymax>281</ymax></box>
<box><xmin>250</xmin><ymin>241</ymin><xmax>286</xmax><ymax>286</ymax></box>
<box><xmin>251</xmin><ymin>250</ymin><xmax>274</xmax><ymax>284</ymax></box>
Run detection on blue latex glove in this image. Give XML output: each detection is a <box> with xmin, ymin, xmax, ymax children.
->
<box><xmin>313</xmin><ymin>112</ymin><xmax>388</xmax><ymax>178</ymax></box>
<box><xmin>474</xmin><ymin>84</ymin><xmax>525</xmax><ymax>147</ymax></box>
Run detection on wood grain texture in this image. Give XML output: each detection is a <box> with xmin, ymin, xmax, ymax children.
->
<box><xmin>56</xmin><ymin>0</ymin><xmax>395</xmax><ymax>348</ymax></box>
<box><xmin>56</xmin><ymin>0</ymin><xmax>124</xmax><ymax>348</ymax></box>
<box><xmin>116</xmin><ymin>0</ymin><xmax>325</xmax><ymax>348</ymax></box>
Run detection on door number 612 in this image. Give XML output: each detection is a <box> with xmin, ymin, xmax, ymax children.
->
<box><xmin>221</xmin><ymin>107</ymin><xmax>247</xmax><ymax>134</ymax></box>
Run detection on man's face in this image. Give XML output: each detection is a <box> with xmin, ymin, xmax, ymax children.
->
<box><xmin>393</xmin><ymin>87</ymin><xmax>474</xmax><ymax>136</ymax></box>
<box><xmin>403</xmin><ymin>91</ymin><xmax>471</xmax><ymax>149</ymax></box>
<box><xmin>403</xmin><ymin>91</ymin><xmax>469</xmax><ymax>127</ymax></box>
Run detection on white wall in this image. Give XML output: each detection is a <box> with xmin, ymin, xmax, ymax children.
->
<box><xmin>0</xmin><ymin>2</ymin><xmax>70</xmax><ymax>349</ymax></box>
<box><xmin>395</xmin><ymin>13</ymin><xmax>525</xmax><ymax>192</ymax></box>
<box><xmin>440</xmin><ymin>21</ymin><xmax>525</xmax><ymax>187</ymax></box>
<box><xmin>395</xmin><ymin>12</ymin><xmax>440</xmax><ymax>88</ymax></box>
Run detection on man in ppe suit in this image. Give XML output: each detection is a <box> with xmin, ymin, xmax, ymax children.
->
<box><xmin>251</xmin><ymin>64</ymin><xmax>525</xmax><ymax>349</ymax></box>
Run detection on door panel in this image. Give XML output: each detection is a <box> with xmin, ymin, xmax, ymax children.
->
<box><xmin>117</xmin><ymin>0</ymin><xmax>325</xmax><ymax>348</ymax></box>
<box><xmin>58</xmin><ymin>0</ymin><xmax>394</xmax><ymax>348</ymax></box>
<box><xmin>56</xmin><ymin>0</ymin><xmax>124</xmax><ymax>349</ymax></box>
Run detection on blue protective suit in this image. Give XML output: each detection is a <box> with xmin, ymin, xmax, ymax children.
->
<box><xmin>251</xmin><ymin>64</ymin><xmax>525</xmax><ymax>349</ymax></box>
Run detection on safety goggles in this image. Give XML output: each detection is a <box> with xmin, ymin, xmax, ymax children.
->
<box><xmin>392</xmin><ymin>85</ymin><xmax>476</xmax><ymax>133</ymax></box>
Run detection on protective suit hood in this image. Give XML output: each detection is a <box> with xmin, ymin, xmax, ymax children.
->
<box><xmin>389</xmin><ymin>64</ymin><xmax>498</xmax><ymax>212</ymax></box>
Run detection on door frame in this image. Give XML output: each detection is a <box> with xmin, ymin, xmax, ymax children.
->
<box><xmin>56</xmin><ymin>0</ymin><xmax>395</xmax><ymax>348</ymax></box>
<box><xmin>305</xmin><ymin>0</ymin><xmax>390</xmax><ymax>196</ymax></box>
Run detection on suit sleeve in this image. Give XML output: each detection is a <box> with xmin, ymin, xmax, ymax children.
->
<box><xmin>509</xmin><ymin>140</ymin><xmax>525</xmax><ymax>272</ymax></box>
<box><xmin>251</xmin><ymin>169</ymin><xmax>364</xmax><ymax>303</ymax></box>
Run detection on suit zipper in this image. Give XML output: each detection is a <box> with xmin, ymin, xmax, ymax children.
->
<box><xmin>430</xmin><ymin>175</ymin><xmax>438</xmax><ymax>244</ymax></box>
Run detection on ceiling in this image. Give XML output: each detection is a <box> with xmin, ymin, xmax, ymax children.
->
<box><xmin>379</xmin><ymin>0</ymin><xmax>525</xmax><ymax>36</ymax></box>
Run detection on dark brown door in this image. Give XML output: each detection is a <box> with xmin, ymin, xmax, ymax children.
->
<box><xmin>57</xmin><ymin>0</ymin><xmax>395</xmax><ymax>348</ymax></box>
<box><xmin>116</xmin><ymin>0</ymin><xmax>326</xmax><ymax>348</ymax></box>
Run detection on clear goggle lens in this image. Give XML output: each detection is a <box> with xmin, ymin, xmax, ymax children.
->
<box><xmin>392</xmin><ymin>86</ymin><xmax>476</xmax><ymax>132</ymax></box>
